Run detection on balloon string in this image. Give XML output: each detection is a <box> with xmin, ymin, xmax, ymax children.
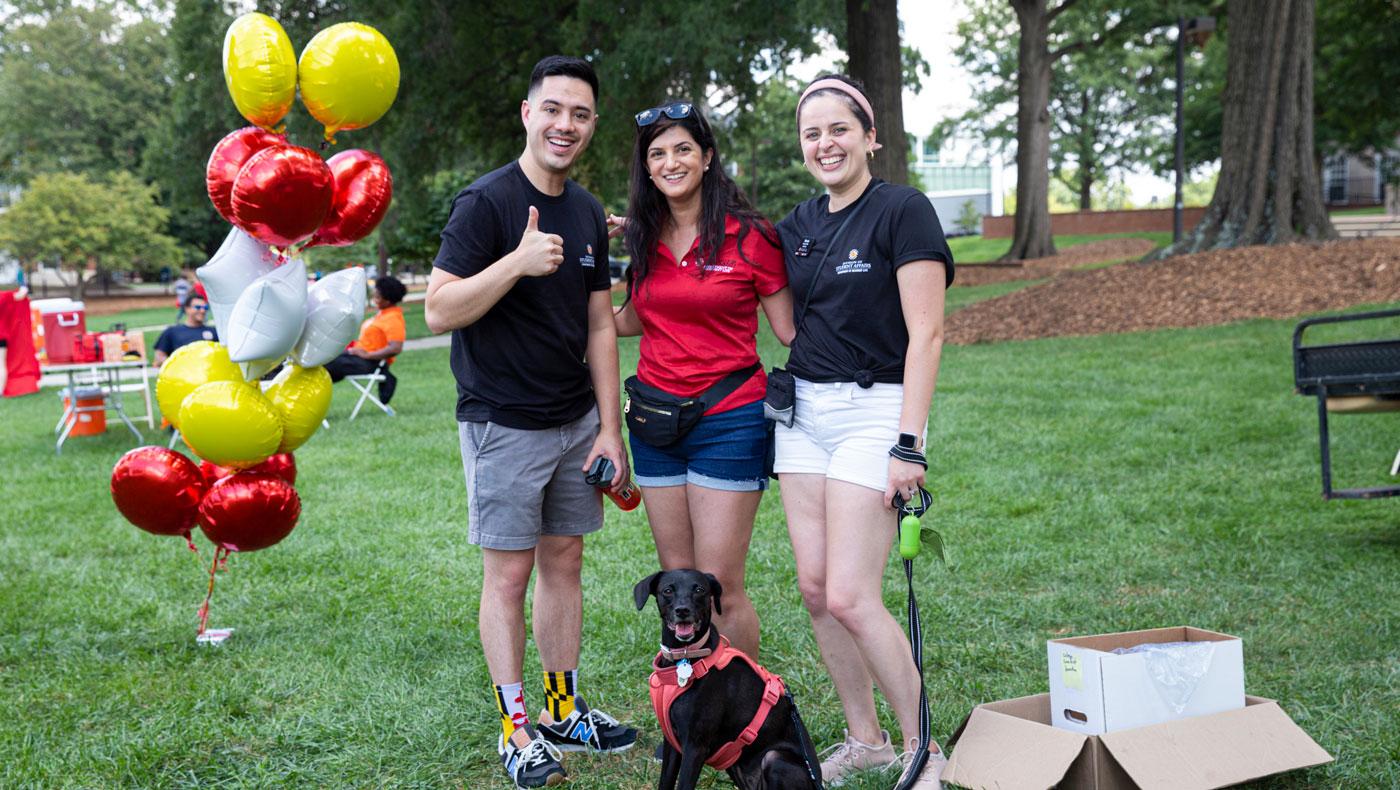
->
<box><xmin>195</xmin><ymin>547</ymin><xmax>228</xmax><ymax>636</ymax></box>
<box><xmin>185</xmin><ymin>531</ymin><xmax>198</xmax><ymax>554</ymax></box>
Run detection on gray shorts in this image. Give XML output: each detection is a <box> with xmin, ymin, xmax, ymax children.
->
<box><xmin>459</xmin><ymin>410</ymin><xmax>604</xmax><ymax>550</ymax></box>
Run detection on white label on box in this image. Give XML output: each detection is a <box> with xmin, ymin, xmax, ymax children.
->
<box><xmin>1061</xmin><ymin>652</ymin><xmax>1083</xmax><ymax>690</ymax></box>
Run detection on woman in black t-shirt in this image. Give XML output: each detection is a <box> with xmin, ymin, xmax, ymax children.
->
<box><xmin>772</xmin><ymin>74</ymin><xmax>953</xmax><ymax>789</ymax></box>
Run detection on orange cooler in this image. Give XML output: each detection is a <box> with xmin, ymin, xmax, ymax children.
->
<box><xmin>61</xmin><ymin>386</ymin><xmax>107</xmax><ymax>436</ymax></box>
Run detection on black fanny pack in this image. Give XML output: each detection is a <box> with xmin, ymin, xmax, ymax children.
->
<box><xmin>763</xmin><ymin>367</ymin><xmax>796</xmax><ymax>427</ymax></box>
<box><xmin>624</xmin><ymin>362</ymin><xmax>761</xmax><ymax>448</ymax></box>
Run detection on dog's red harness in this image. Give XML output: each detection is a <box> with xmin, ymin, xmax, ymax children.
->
<box><xmin>649</xmin><ymin>634</ymin><xmax>786</xmax><ymax>770</ymax></box>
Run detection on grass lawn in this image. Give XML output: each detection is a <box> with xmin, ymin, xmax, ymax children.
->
<box><xmin>1330</xmin><ymin>206</ymin><xmax>1388</xmax><ymax>216</ymax></box>
<box><xmin>3</xmin><ymin>297</ymin><xmax>1399</xmax><ymax>788</ymax></box>
<box><xmin>949</xmin><ymin>231</ymin><xmax>1173</xmax><ymax>263</ymax></box>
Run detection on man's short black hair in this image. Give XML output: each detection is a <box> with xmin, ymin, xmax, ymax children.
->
<box><xmin>528</xmin><ymin>55</ymin><xmax>599</xmax><ymax>104</ymax></box>
<box><xmin>183</xmin><ymin>294</ymin><xmax>208</xmax><ymax>309</ymax></box>
<box><xmin>374</xmin><ymin>275</ymin><xmax>406</xmax><ymax>306</ymax></box>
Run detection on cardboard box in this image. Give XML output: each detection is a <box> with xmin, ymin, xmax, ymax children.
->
<box><xmin>943</xmin><ymin>693</ymin><xmax>1332</xmax><ymax>789</ymax></box>
<box><xmin>1048</xmin><ymin>626</ymin><xmax>1244</xmax><ymax>735</ymax></box>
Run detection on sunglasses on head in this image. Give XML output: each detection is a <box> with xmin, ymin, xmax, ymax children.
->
<box><xmin>635</xmin><ymin>101</ymin><xmax>694</xmax><ymax>127</ymax></box>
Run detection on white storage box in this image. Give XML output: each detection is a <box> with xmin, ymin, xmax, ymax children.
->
<box><xmin>1047</xmin><ymin>626</ymin><xmax>1245</xmax><ymax>735</ymax></box>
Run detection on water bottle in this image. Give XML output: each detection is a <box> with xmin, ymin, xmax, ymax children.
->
<box><xmin>586</xmin><ymin>457</ymin><xmax>641</xmax><ymax>511</ymax></box>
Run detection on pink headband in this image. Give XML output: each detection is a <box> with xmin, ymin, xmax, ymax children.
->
<box><xmin>797</xmin><ymin>78</ymin><xmax>883</xmax><ymax>151</ymax></box>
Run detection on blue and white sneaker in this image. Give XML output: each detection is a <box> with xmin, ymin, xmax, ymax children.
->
<box><xmin>537</xmin><ymin>696</ymin><xmax>638</xmax><ymax>753</ymax></box>
<box><xmin>498</xmin><ymin>724</ymin><xmax>566</xmax><ymax>788</ymax></box>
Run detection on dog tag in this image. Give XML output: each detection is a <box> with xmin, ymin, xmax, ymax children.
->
<box><xmin>676</xmin><ymin>659</ymin><xmax>693</xmax><ymax>687</ymax></box>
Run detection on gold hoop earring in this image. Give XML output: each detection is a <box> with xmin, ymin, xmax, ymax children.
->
<box><xmin>867</xmin><ymin>150</ymin><xmax>875</xmax><ymax>161</ymax></box>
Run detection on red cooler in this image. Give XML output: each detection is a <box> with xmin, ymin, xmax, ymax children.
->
<box><xmin>42</xmin><ymin>307</ymin><xmax>86</xmax><ymax>364</ymax></box>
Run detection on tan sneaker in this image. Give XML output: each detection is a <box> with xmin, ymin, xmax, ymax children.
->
<box><xmin>818</xmin><ymin>729</ymin><xmax>897</xmax><ymax>786</ymax></box>
<box><xmin>895</xmin><ymin>741</ymin><xmax>948</xmax><ymax>789</ymax></box>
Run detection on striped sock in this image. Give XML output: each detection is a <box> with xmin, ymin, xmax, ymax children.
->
<box><xmin>494</xmin><ymin>681</ymin><xmax>529</xmax><ymax>741</ymax></box>
<box><xmin>542</xmin><ymin>669</ymin><xmax>577</xmax><ymax>721</ymax></box>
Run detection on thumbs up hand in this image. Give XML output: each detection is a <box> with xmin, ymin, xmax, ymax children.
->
<box><xmin>512</xmin><ymin>205</ymin><xmax>565</xmax><ymax>277</ymax></box>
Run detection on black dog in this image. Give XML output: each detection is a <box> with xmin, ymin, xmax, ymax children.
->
<box><xmin>634</xmin><ymin>569</ymin><xmax>823</xmax><ymax>790</ymax></box>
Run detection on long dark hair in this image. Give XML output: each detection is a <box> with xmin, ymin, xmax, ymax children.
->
<box><xmin>623</xmin><ymin>104</ymin><xmax>777</xmax><ymax>300</ymax></box>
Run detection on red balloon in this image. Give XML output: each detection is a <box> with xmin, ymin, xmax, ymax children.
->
<box><xmin>111</xmin><ymin>446</ymin><xmax>208</xmax><ymax>537</ymax></box>
<box><xmin>307</xmin><ymin>150</ymin><xmax>393</xmax><ymax>248</ymax></box>
<box><xmin>206</xmin><ymin>127</ymin><xmax>285</xmax><ymax>224</ymax></box>
<box><xmin>198</xmin><ymin>473</ymin><xmax>301</xmax><ymax>552</ymax></box>
<box><xmin>230</xmin><ymin>145</ymin><xmax>334</xmax><ymax>248</ymax></box>
<box><xmin>200</xmin><ymin>453</ymin><xmax>296</xmax><ymax>487</ymax></box>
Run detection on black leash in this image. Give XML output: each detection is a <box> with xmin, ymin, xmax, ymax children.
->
<box><xmin>784</xmin><ymin>690</ymin><xmax>824</xmax><ymax>787</ymax></box>
<box><xmin>892</xmin><ymin>487</ymin><xmax>933</xmax><ymax>790</ymax></box>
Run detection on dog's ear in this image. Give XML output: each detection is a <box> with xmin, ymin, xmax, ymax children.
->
<box><xmin>633</xmin><ymin>572</ymin><xmax>662</xmax><ymax>611</ymax></box>
<box><xmin>705</xmin><ymin>573</ymin><xmax>723</xmax><ymax>616</ymax></box>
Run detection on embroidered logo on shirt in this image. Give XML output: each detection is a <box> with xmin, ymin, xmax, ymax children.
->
<box><xmin>580</xmin><ymin>243</ymin><xmax>596</xmax><ymax>268</ymax></box>
<box><xmin>835</xmin><ymin>247</ymin><xmax>870</xmax><ymax>275</ymax></box>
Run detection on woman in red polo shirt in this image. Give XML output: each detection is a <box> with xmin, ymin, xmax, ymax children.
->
<box><xmin>614</xmin><ymin>101</ymin><xmax>794</xmax><ymax>658</ymax></box>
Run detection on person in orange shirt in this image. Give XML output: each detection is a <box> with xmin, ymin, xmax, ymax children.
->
<box><xmin>324</xmin><ymin>275</ymin><xmax>407</xmax><ymax>404</ymax></box>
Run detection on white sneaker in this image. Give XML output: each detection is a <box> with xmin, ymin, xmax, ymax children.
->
<box><xmin>895</xmin><ymin>742</ymin><xmax>947</xmax><ymax>789</ymax></box>
<box><xmin>819</xmin><ymin>729</ymin><xmax>897</xmax><ymax>786</ymax></box>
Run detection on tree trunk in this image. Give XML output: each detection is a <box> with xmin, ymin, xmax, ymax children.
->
<box><xmin>1078</xmin><ymin>93</ymin><xmax>1093</xmax><ymax>210</ymax></box>
<box><xmin>1159</xmin><ymin>0</ymin><xmax>1335</xmax><ymax>257</ymax></box>
<box><xmin>846</xmin><ymin>0</ymin><xmax>909</xmax><ymax>185</ymax></box>
<box><xmin>1005</xmin><ymin>0</ymin><xmax>1057</xmax><ymax>260</ymax></box>
<box><xmin>377</xmin><ymin>232</ymin><xmax>390</xmax><ymax>275</ymax></box>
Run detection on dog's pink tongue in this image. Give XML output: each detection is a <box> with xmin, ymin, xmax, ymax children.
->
<box><xmin>674</xmin><ymin>623</ymin><xmax>696</xmax><ymax>640</ymax></box>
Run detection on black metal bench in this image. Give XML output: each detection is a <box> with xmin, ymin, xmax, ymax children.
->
<box><xmin>1293</xmin><ymin>307</ymin><xmax>1400</xmax><ymax>499</ymax></box>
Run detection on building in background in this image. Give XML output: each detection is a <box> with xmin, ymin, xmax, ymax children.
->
<box><xmin>911</xmin><ymin>134</ymin><xmax>1003</xmax><ymax>236</ymax></box>
<box><xmin>1321</xmin><ymin>142</ymin><xmax>1397</xmax><ymax>209</ymax></box>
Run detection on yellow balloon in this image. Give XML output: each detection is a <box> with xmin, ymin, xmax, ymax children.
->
<box><xmin>298</xmin><ymin>22</ymin><xmax>400</xmax><ymax>142</ymax></box>
<box><xmin>156</xmin><ymin>341</ymin><xmax>243</xmax><ymax>429</ymax></box>
<box><xmin>178</xmin><ymin>380</ymin><xmax>284</xmax><ymax>469</ymax></box>
<box><xmin>264</xmin><ymin>365</ymin><xmax>332</xmax><ymax>453</ymax></box>
<box><xmin>223</xmin><ymin>13</ymin><xmax>298</xmax><ymax>130</ymax></box>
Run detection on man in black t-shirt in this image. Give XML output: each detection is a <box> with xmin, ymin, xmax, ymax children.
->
<box><xmin>426</xmin><ymin>56</ymin><xmax>634</xmax><ymax>789</ymax></box>
<box><xmin>152</xmin><ymin>294</ymin><xmax>217</xmax><ymax>367</ymax></box>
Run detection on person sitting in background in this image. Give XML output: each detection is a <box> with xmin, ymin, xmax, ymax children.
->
<box><xmin>153</xmin><ymin>294</ymin><xmax>217</xmax><ymax>367</ymax></box>
<box><xmin>173</xmin><ymin>274</ymin><xmax>191</xmax><ymax>322</ymax></box>
<box><xmin>323</xmin><ymin>274</ymin><xmax>406</xmax><ymax>404</ymax></box>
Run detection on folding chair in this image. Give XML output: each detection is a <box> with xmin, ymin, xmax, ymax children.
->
<box><xmin>343</xmin><ymin>360</ymin><xmax>396</xmax><ymax>420</ymax></box>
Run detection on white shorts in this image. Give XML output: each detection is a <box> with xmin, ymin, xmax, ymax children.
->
<box><xmin>773</xmin><ymin>378</ymin><xmax>924</xmax><ymax>492</ymax></box>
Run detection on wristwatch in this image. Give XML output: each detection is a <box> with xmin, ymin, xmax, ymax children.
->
<box><xmin>897</xmin><ymin>433</ymin><xmax>924</xmax><ymax>452</ymax></box>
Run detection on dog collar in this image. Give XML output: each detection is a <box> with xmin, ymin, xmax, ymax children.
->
<box><xmin>658</xmin><ymin>628</ymin><xmax>714</xmax><ymax>661</ymax></box>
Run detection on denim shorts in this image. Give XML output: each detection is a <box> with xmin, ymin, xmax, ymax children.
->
<box><xmin>629</xmin><ymin>400</ymin><xmax>769</xmax><ymax>492</ymax></box>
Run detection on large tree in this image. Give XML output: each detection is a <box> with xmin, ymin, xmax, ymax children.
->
<box><xmin>0</xmin><ymin>1</ymin><xmax>169</xmax><ymax>185</ymax></box>
<box><xmin>0</xmin><ymin>171</ymin><xmax>182</xmax><ymax>298</ymax></box>
<box><xmin>1314</xmin><ymin>0</ymin><xmax>1400</xmax><ymax>165</ymax></box>
<box><xmin>845</xmin><ymin>0</ymin><xmax>909</xmax><ymax>185</ymax></box>
<box><xmin>999</xmin><ymin>0</ymin><xmax>1180</xmax><ymax>260</ymax></box>
<box><xmin>1161</xmin><ymin>0</ymin><xmax>1334</xmax><ymax>255</ymax></box>
<box><xmin>945</xmin><ymin>1</ymin><xmax>1197</xmax><ymax>213</ymax></box>
<box><xmin>144</xmin><ymin>0</ymin><xmax>243</xmax><ymax>262</ymax></box>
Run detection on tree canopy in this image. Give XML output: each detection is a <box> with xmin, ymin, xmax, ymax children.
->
<box><xmin>0</xmin><ymin>170</ymin><xmax>181</xmax><ymax>296</ymax></box>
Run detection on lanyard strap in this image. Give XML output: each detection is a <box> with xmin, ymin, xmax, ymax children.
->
<box><xmin>792</xmin><ymin>182</ymin><xmax>885</xmax><ymax>337</ymax></box>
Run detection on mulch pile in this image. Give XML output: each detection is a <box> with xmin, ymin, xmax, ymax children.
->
<box><xmin>954</xmin><ymin>238</ymin><xmax>1160</xmax><ymax>287</ymax></box>
<box><xmin>948</xmin><ymin>237</ymin><xmax>1400</xmax><ymax>344</ymax></box>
